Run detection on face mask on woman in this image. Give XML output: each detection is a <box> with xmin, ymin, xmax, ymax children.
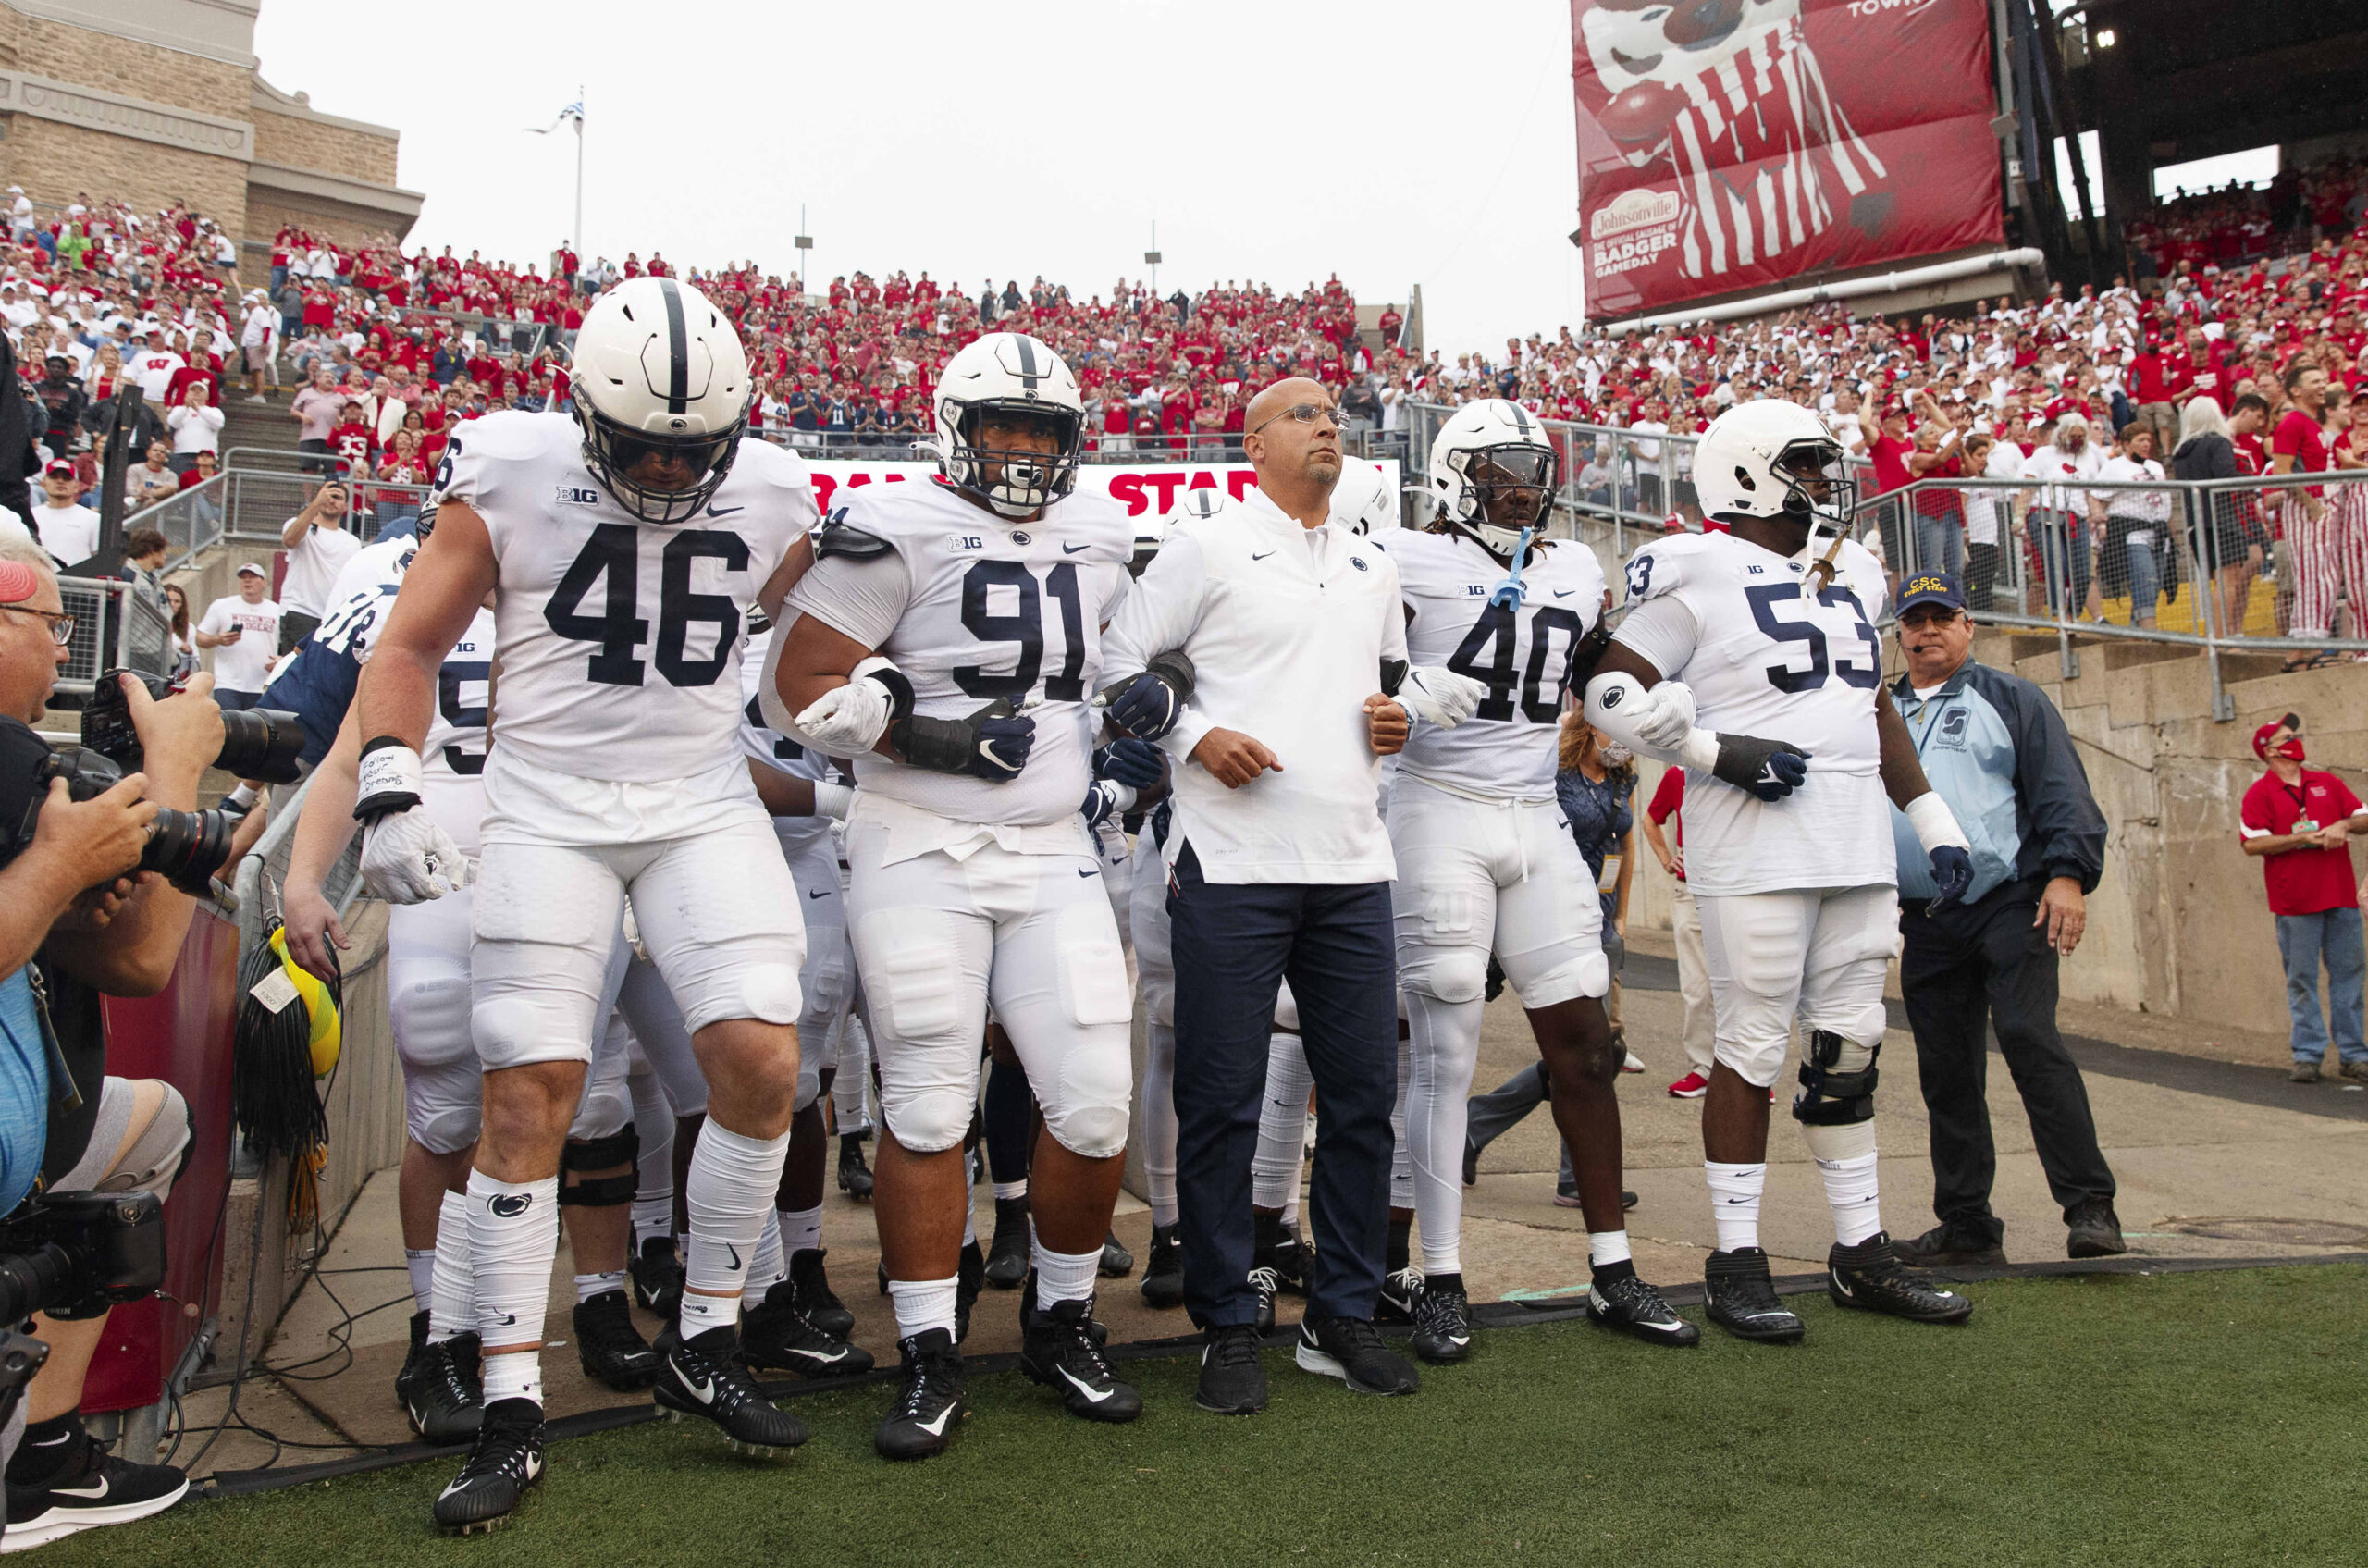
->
<box><xmin>1600</xmin><ymin>742</ymin><xmax>1634</xmax><ymax>769</ymax></box>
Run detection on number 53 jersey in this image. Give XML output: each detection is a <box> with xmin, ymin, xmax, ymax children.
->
<box><xmin>785</xmin><ymin>477</ymin><xmax>1134</xmax><ymax>829</ymax></box>
<box><xmin>1610</xmin><ymin>530</ymin><xmax>1895</xmax><ymax>897</ymax></box>
<box><xmin>1388</xmin><ymin>529</ymin><xmax>1605</xmax><ymax>801</ymax></box>
<box><xmin>434</xmin><ymin>410</ymin><xmax>817</xmax><ymax>791</ymax></box>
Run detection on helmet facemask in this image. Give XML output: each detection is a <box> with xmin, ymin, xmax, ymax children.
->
<box><xmin>944</xmin><ymin>400</ymin><xmax>1083</xmax><ymax>520</ymax></box>
<box><xmin>1447</xmin><ymin>442</ymin><xmax>1558</xmax><ymax>560</ymax></box>
<box><xmin>1768</xmin><ymin>438</ymin><xmax>1856</xmax><ymax>587</ymax></box>
<box><xmin>575</xmin><ymin>396</ymin><xmax>748</xmax><ymax>525</ymax></box>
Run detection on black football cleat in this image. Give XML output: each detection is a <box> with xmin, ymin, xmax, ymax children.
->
<box><xmin>652</xmin><ymin>1324</ymin><xmax>811</xmax><ymax>1456</ymax></box>
<box><xmin>742</xmin><ymin>1279</ymin><xmax>876</xmax><ymax>1378</ymax></box>
<box><xmin>875</xmin><ymin>1329</ymin><xmax>967</xmax><ymax>1460</ymax></box>
<box><xmin>1270</xmin><ymin>1227</ymin><xmax>1316</xmax><ymax>1297</ymax></box>
<box><xmin>631</xmin><ymin>1235</ymin><xmax>684</xmax><ymax>1317</ymax></box>
<box><xmin>1585</xmin><ymin>1271</ymin><xmax>1701</xmax><ymax>1347</ymax></box>
<box><xmin>1704</xmin><ymin>1248</ymin><xmax>1806</xmax><ymax>1344</ymax></box>
<box><xmin>1409</xmin><ymin>1275</ymin><xmax>1473</xmax><ymax>1364</ymax></box>
<box><xmin>574</xmin><ymin>1289</ymin><xmax>662</xmax><ymax>1390</ymax></box>
<box><xmin>984</xmin><ymin>1196</ymin><xmax>1031</xmax><ymax>1290</ymax></box>
<box><xmin>1139</xmin><ymin>1223</ymin><xmax>1184</xmax><ymax>1309</ymax></box>
<box><xmin>789</xmin><ymin>1247</ymin><xmax>855</xmax><ymax>1340</ymax></box>
<box><xmin>395</xmin><ymin>1309</ymin><xmax>482</xmax><ymax>1443</ymax></box>
<box><xmin>433</xmin><ymin>1398</ymin><xmax>543</xmax><ymax>1536</ymax></box>
<box><xmin>1828</xmin><ymin>1233</ymin><xmax>1974</xmax><ymax>1324</ymax></box>
<box><xmin>1018</xmin><ymin>1276</ymin><xmax>1141</xmax><ymax>1423</ymax></box>
<box><xmin>837</xmin><ymin>1133</ymin><xmax>874</xmax><ymax>1199</ymax></box>
<box><xmin>1099</xmin><ymin>1229</ymin><xmax>1134</xmax><ymax>1278</ymax></box>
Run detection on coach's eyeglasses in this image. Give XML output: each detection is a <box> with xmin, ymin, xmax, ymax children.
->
<box><xmin>0</xmin><ymin>605</ymin><xmax>74</xmax><ymax>645</ymax></box>
<box><xmin>1248</xmin><ymin>402</ymin><xmax>1348</xmax><ymax>438</ymax></box>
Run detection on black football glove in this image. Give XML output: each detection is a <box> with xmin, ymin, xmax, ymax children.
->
<box><xmin>1709</xmin><ymin>735</ymin><xmax>1812</xmax><ymax>802</ymax></box>
<box><xmin>1093</xmin><ymin>736</ymin><xmax>1165</xmax><ymax>790</ymax></box>
<box><xmin>893</xmin><ymin>698</ymin><xmax>1036</xmax><ymax>783</ymax></box>
<box><xmin>1927</xmin><ymin>846</ymin><xmax>1974</xmax><ymax>910</ymax></box>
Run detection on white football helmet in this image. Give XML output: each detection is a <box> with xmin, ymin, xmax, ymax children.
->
<box><xmin>1327</xmin><ymin>458</ymin><xmax>1400</xmax><ymax>536</ymax></box>
<box><xmin>1138</xmin><ymin>487</ymin><xmax>1225</xmax><ymax>576</ymax></box>
<box><xmin>1692</xmin><ymin>398</ymin><xmax>1856</xmax><ymax>535</ymax></box>
<box><xmin>931</xmin><ymin>332</ymin><xmax>1085</xmax><ymax>520</ymax></box>
<box><xmin>570</xmin><ymin>276</ymin><xmax>751</xmax><ymax>525</ymax></box>
<box><xmin>1426</xmin><ymin>399</ymin><xmax>1559</xmax><ymax>557</ymax></box>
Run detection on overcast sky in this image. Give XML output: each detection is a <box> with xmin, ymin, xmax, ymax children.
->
<box><xmin>252</xmin><ymin>0</ymin><xmax>1583</xmax><ymax>358</ymax></box>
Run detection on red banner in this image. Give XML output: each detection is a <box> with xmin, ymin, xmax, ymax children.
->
<box><xmin>1572</xmin><ymin>0</ymin><xmax>2003</xmax><ymax>320</ymax></box>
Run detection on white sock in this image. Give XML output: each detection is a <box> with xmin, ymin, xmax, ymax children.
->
<box><xmin>1588</xmin><ymin>1230</ymin><xmax>1633</xmax><ymax>1268</ymax></box>
<box><xmin>779</xmin><ymin>1204</ymin><xmax>823</xmax><ymax>1258</ymax></box>
<box><xmin>887</xmin><ymin>1276</ymin><xmax>959</xmax><ymax>1341</ymax></box>
<box><xmin>1817</xmin><ymin>1152</ymin><xmax>1883</xmax><ymax>1246</ymax></box>
<box><xmin>632</xmin><ymin>1203</ymin><xmax>673</xmax><ymax>1252</ymax></box>
<box><xmin>574</xmin><ymin>1270</ymin><xmax>625</xmax><ymax>1304</ymax></box>
<box><xmin>746</xmin><ymin>1210</ymin><xmax>785</xmax><ymax>1292</ymax></box>
<box><xmin>992</xmin><ymin>1179</ymin><xmax>1028</xmax><ymax>1203</ymax></box>
<box><xmin>1032</xmin><ymin>1240</ymin><xmax>1101</xmax><ymax>1308</ymax></box>
<box><xmin>227</xmin><ymin>782</ymin><xmax>259</xmax><ymax>809</ymax></box>
<box><xmin>1706</xmin><ymin>1161</ymin><xmax>1768</xmax><ymax>1253</ymax></box>
<box><xmin>405</xmin><ymin>1248</ymin><xmax>436</xmax><ymax>1315</ymax></box>
<box><xmin>466</xmin><ymin>1170</ymin><xmax>559</xmax><ymax>1406</ymax></box>
<box><xmin>1281</xmin><ymin>1193</ymin><xmax>1301</xmax><ymax>1228</ymax></box>
<box><xmin>428</xmin><ymin>1189</ymin><xmax>474</xmax><ymax>1344</ymax></box>
<box><xmin>680</xmin><ymin>1121</ymin><xmax>791</xmax><ymax>1340</ymax></box>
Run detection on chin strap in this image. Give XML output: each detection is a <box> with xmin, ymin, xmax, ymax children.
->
<box><xmin>1486</xmin><ymin>525</ymin><xmax>1537</xmax><ymax>611</ymax></box>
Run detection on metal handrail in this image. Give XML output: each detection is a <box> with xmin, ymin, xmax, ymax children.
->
<box><xmin>49</xmin><ymin>575</ymin><xmax>179</xmax><ymax>697</ymax></box>
<box><xmin>231</xmin><ymin>768</ymin><xmax>364</xmax><ymax>966</ymax></box>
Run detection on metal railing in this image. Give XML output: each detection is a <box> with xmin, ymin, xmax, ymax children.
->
<box><xmin>231</xmin><ymin>767</ymin><xmax>364</xmax><ymax>967</ymax></box>
<box><xmin>53</xmin><ymin>575</ymin><xmax>179</xmax><ymax>698</ymax></box>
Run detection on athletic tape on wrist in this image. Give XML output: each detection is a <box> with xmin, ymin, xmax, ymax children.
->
<box><xmin>353</xmin><ymin>738</ymin><xmax>423</xmax><ymax>822</ymax></box>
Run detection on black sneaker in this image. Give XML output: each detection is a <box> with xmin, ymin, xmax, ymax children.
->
<box><xmin>789</xmin><ymin>1246</ymin><xmax>855</xmax><ymax>1339</ymax></box>
<box><xmin>837</xmin><ymin>1134</ymin><xmax>874</xmax><ymax>1199</ymax></box>
<box><xmin>1894</xmin><ymin>1223</ymin><xmax>2006</xmax><ymax>1267</ymax></box>
<box><xmin>1270</xmin><ymin>1228</ymin><xmax>1315</xmax><ymax>1297</ymax></box>
<box><xmin>1019</xmin><ymin>1277</ymin><xmax>1141</xmax><ymax>1423</ymax></box>
<box><xmin>4</xmin><ymin>1423</ymin><xmax>190</xmax><ymax>1551</ymax></box>
<box><xmin>984</xmin><ymin>1196</ymin><xmax>1031</xmax><ymax>1290</ymax></box>
<box><xmin>743</xmin><ymin>1278</ymin><xmax>876</xmax><ymax>1377</ymax></box>
<box><xmin>631</xmin><ymin>1235</ymin><xmax>684</xmax><ymax>1317</ymax></box>
<box><xmin>956</xmin><ymin>1241</ymin><xmax>986</xmax><ymax>1344</ymax></box>
<box><xmin>651</xmin><ymin>1324</ymin><xmax>811</xmax><ymax>1455</ymax></box>
<box><xmin>1248</xmin><ymin>1264</ymin><xmax>1279</xmax><ymax>1334</ymax></box>
<box><xmin>395</xmin><ymin>1309</ymin><xmax>483</xmax><ymax>1443</ymax></box>
<box><xmin>574</xmin><ymin>1289</ymin><xmax>662</xmax><ymax>1390</ymax></box>
<box><xmin>2066</xmin><ymin>1201</ymin><xmax>2128</xmax><ymax>1259</ymax></box>
<box><xmin>875</xmin><ymin>1328</ymin><xmax>967</xmax><ymax>1460</ymax></box>
<box><xmin>1139</xmin><ymin>1224</ymin><xmax>1184</xmax><ymax>1309</ymax></box>
<box><xmin>1099</xmin><ymin>1229</ymin><xmax>1134</xmax><ymax>1278</ymax></box>
<box><xmin>432</xmin><ymin>1398</ymin><xmax>542</xmax><ymax>1536</ymax></box>
<box><xmin>1704</xmin><ymin>1248</ymin><xmax>1806</xmax><ymax>1343</ymax></box>
<box><xmin>1828</xmin><ymin>1233</ymin><xmax>1974</xmax><ymax>1324</ymax></box>
<box><xmin>1410</xmin><ymin>1275</ymin><xmax>1473</xmax><ymax>1364</ymax></box>
<box><xmin>1194</xmin><ymin>1323</ymin><xmax>1268</xmax><ymax>1415</ymax></box>
<box><xmin>1376</xmin><ymin>1266</ymin><xmax>1423</xmax><ymax>1326</ymax></box>
<box><xmin>1296</xmin><ymin>1315</ymin><xmax>1419</xmax><ymax>1395</ymax></box>
<box><xmin>1585</xmin><ymin>1272</ymin><xmax>1701</xmax><ymax>1347</ymax></box>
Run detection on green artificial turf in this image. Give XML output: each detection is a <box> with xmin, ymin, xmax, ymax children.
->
<box><xmin>45</xmin><ymin>1266</ymin><xmax>2367</xmax><ymax>1567</ymax></box>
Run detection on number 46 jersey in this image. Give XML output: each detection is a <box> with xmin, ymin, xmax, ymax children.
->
<box><xmin>434</xmin><ymin>411</ymin><xmax>817</xmax><ymax>783</ymax></box>
<box><xmin>784</xmin><ymin>477</ymin><xmax>1134</xmax><ymax>828</ymax></box>
<box><xmin>1389</xmin><ymin>529</ymin><xmax>1604</xmax><ymax>800</ymax></box>
<box><xmin>1610</xmin><ymin>530</ymin><xmax>1894</xmax><ymax>897</ymax></box>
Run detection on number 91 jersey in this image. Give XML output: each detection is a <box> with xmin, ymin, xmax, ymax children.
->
<box><xmin>784</xmin><ymin>478</ymin><xmax>1134</xmax><ymax>828</ymax></box>
<box><xmin>434</xmin><ymin>410</ymin><xmax>817</xmax><ymax>782</ymax></box>
<box><xmin>1388</xmin><ymin>530</ymin><xmax>1604</xmax><ymax>800</ymax></box>
<box><xmin>1611</xmin><ymin>530</ymin><xmax>1894</xmax><ymax>896</ymax></box>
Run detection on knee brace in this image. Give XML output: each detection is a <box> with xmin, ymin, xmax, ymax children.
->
<box><xmin>561</xmin><ymin>1127</ymin><xmax>641</xmax><ymax>1205</ymax></box>
<box><xmin>1399</xmin><ymin>945</ymin><xmax>1489</xmax><ymax>1006</ymax></box>
<box><xmin>1792</xmin><ymin>1028</ymin><xmax>1880</xmax><ymax>1126</ymax></box>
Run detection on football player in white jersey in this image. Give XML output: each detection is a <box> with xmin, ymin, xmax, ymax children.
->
<box><xmin>1582</xmin><ymin>398</ymin><xmax>1979</xmax><ymax>1341</ymax></box>
<box><xmin>770</xmin><ymin>332</ymin><xmax>1143</xmax><ymax>1458</ymax></box>
<box><xmin>352</xmin><ymin>278</ymin><xmax>820</xmax><ymax>1532</ymax></box>
<box><xmin>1388</xmin><ymin>400</ymin><xmax>1697</xmax><ymax>1363</ymax></box>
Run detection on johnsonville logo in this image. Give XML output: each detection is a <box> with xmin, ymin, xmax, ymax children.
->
<box><xmin>1590</xmin><ymin>189</ymin><xmax>1682</xmax><ymax>241</ymax></box>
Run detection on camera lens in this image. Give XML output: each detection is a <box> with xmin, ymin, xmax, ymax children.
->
<box><xmin>139</xmin><ymin>807</ymin><xmax>236</xmax><ymax>897</ymax></box>
<box><xmin>216</xmin><ymin>708</ymin><xmax>304</xmax><ymax>784</ymax></box>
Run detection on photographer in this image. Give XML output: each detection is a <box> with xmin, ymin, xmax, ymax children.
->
<box><xmin>0</xmin><ymin>538</ymin><xmax>221</xmax><ymax>1548</ymax></box>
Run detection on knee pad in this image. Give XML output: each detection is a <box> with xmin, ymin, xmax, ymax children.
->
<box><xmin>474</xmin><ymin>994</ymin><xmax>593</xmax><ymax>1072</ymax></box>
<box><xmin>881</xmin><ymin>1087</ymin><xmax>975</xmax><ymax>1155</ymax></box>
<box><xmin>405</xmin><ymin>1077</ymin><xmax>484</xmax><ymax>1156</ymax></box>
<box><xmin>561</xmin><ymin>1127</ymin><xmax>640</xmax><ymax>1205</ymax></box>
<box><xmin>1400</xmin><ymin>945</ymin><xmax>1488</xmax><ymax>1006</ymax></box>
<box><xmin>1042</xmin><ymin>1032</ymin><xmax>1133</xmax><ymax>1161</ymax></box>
<box><xmin>1712</xmin><ymin>1032</ymin><xmax>1790</xmax><ymax>1089</ymax></box>
<box><xmin>98</xmin><ymin>1083</ymin><xmax>191</xmax><ymax>1204</ymax></box>
<box><xmin>1793</xmin><ymin>1029</ymin><xmax>1880</xmax><ymax>1126</ymax></box>
<box><xmin>1501</xmin><ymin>945</ymin><xmax>1610</xmax><ymax>1010</ymax></box>
<box><xmin>676</xmin><ymin>956</ymin><xmax>803</xmax><ymax>1039</ymax></box>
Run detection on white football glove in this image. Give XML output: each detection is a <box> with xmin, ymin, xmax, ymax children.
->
<box><xmin>1625</xmin><ymin>678</ymin><xmax>1699</xmax><ymax>751</ymax></box>
<box><xmin>1400</xmin><ymin>665</ymin><xmax>1487</xmax><ymax>728</ymax></box>
<box><xmin>792</xmin><ymin>656</ymin><xmax>901</xmax><ymax>754</ymax></box>
<box><xmin>360</xmin><ymin>808</ymin><xmax>472</xmax><ymax>904</ymax></box>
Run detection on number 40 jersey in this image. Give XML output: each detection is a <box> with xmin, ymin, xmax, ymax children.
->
<box><xmin>1610</xmin><ymin>530</ymin><xmax>1894</xmax><ymax>897</ymax></box>
<box><xmin>433</xmin><ymin>410</ymin><xmax>817</xmax><ymax>782</ymax></box>
<box><xmin>1389</xmin><ymin>529</ymin><xmax>1605</xmax><ymax>801</ymax></box>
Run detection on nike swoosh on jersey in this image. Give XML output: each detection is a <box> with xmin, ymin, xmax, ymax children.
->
<box><xmin>1062</xmin><ymin>543</ymin><xmax>1090</xmax><ymax>554</ymax></box>
<box><xmin>1554</xmin><ymin>588</ymin><xmax>1575</xmax><ymax>597</ymax></box>
<box><xmin>705</xmin><ymin>504</ymin><xmax>746</xmax><ymax>518</ymax></box>
<box><xmin>1252</xmin><ymin>550</ymin><xmax>1276</xmax><ymax>561</ymax></box>
<box><xmin>1078</xmin><ymin>867</ymin><xmax>1098</xmax><ymax>878</ymax></box>
<box><xmin>1057</xmin><ymin>1366</ymin><xmax>1117</xmax><ymax>1404</ymax></box>
<box><xmin>808</xmin><ymin>889</ymin><xmax>829</xmax><ymax>899</ymax></box>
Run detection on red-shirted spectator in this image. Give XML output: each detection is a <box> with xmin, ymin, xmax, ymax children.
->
<box><xmin>2240</xmin><ymin>716</ymin><xmax>2368</xmax><ymax>1083</ymax></box>
<box><xmin>1640</xmin><ymin>767</ymin><xmax>1713</xmax><ymax>1096</ymax></box>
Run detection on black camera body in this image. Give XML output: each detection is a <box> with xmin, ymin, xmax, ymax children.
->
<box><xmin>0</xmin><ymin>1190</ymin><xmax>166</xmax><ymax>1324</ymax></box>
<box><xmin>83</xmin><ymin>669</ymin><xmax>305</xmax><ymax>785</ymax></box>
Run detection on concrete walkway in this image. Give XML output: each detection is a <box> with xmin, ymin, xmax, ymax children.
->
<box><xmin>189</xmin><ymin>932</ymin><xmax>2368</xmax><ymax>1479</ymax></box>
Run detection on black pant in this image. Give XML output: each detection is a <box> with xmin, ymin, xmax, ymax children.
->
<box><xmin>1167</xmin><ymin>843</ymin><xmax>1398</xmax><ymax>1327</ymax></box>
<box><xmin>1900</xmin><ymin>880</ymin><xmax>2115</xmax><ymax>1242</ymax></box>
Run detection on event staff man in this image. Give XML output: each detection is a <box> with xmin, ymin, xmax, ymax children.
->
<box><xmin>1101</xmin><ymin>378</ymin><xmax>1482</xmax><ymax>1414</ymax></box>
<box><xmin>1884</xmin><ymin>574</ymin><xmax>2120</xmax><ymax>1265</ymax></box>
